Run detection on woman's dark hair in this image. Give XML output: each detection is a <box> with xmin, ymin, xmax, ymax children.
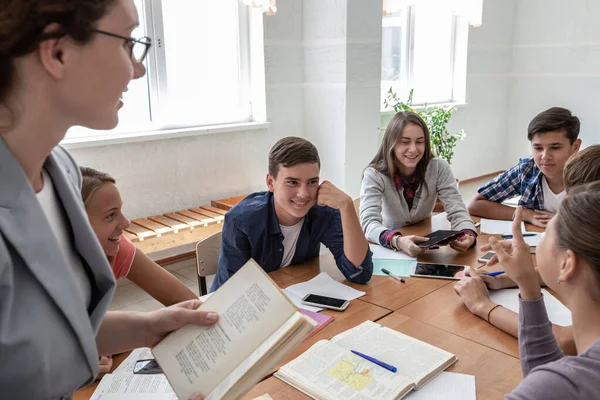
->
<box><xmin>367</xmin><ymin>111</ymin><xmax>433</xmax><ymax>194</ymax></box>
<box><xmin>527</xmin><ymin>107</ymin><xmax>580</xmax><ymax>144</ymax></box>
<box><xmin>0</xmin><ymin>0</ymin><xmax>117</xmax><ymax>103</ymax></box>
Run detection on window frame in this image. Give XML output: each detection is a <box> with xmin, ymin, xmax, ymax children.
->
<box><xmin>63</xmin><ymin>0</ymin><xmax>265</xmax><ymax>144</ymax></box>
<box><xmin>381</xmin><ymin>5</ymin><xmax>469</xmax><ymax>111</ymax></box>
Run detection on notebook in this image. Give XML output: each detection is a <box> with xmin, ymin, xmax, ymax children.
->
<box><xmin>300</xmin><ymin>308</ymin><xmax>334</xmax><ymax>342</ymax></box>
<box><xmin>523</xmin><ymin>233</ymin><xmax>545</xmax><ymax>254</ymax></box>
<box><xmin>275</xmin><ymin>321</ymin><xmax>457</xmax><ymax>400</ymax></box>
<box><xmin>152</xmin><ymin>259</ymin><xmax>318</xmax><ymax>400</ymax></box>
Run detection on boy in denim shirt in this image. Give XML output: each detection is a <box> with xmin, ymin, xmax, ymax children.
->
<box><xmin>211</xmin><ymin>137</ymin><xmax>373</xmax><ymax>291</ymax></box>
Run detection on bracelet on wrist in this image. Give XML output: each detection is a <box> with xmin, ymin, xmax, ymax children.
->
<box><xmin>487</xmin><ymin>304</ymin><xmax>502</xmax><ymax>323</ymax></box>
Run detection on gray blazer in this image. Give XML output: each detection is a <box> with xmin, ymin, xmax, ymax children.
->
<box><xmin>0</xmin><ymin>139</ymin><xmax>116</xmax><ymax>398</ymax></box>
<box><xmin>360</xmin><ymin>158</ymin><xmax>475</xmax><ymax>243</ymax></box>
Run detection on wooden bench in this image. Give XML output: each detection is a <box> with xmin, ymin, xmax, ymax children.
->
<box><xmin>130</xmin><ymin>198</ymin><xmax>247</xmax><ymax>266</ymax></box>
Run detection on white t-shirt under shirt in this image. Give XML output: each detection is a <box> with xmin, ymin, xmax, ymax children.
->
<box><xmin>541</xmin><ymin>176</ymin><xmax>566</xmax><ymax>213</ymax></box>
<box><xmin>279</xmin><ymin>218</ymin><xmax>305</xmax><ymax>268</ymax></box>
<box><xmin>36</xmin><ymin>169</ymin><xmax>92</xmax><ymax>307</ymax></box>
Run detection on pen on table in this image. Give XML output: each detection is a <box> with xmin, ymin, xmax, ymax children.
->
<box><xmin>381</xmin><ymin>268</ymin><xmax>405</xmax><ymax>283</ymax></box>
<box><xmin>351</xmin><ymin>350</ymin><xmax>397</xmax><ymax>373</ymax></box>
<box><xmin>501</xmin><ymin>233</ymin><xmax>538</xmax><ymax>239</ymax></box>
<box><xmin>474</xmin><ymin>222</ymin><xmax>481</xmax><ymax>228</ymax></box>
<box><xmin>485</xmin><ymin>271</ymin><xmax>505</xmax><ymax>277</ymax></box>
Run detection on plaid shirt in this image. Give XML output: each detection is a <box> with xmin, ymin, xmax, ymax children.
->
<box><xmin>378</xmin><ymin>174</ymin><xmax>476</xmax><ymax>248</ymax></box>
<box><xmin>478</xmin><ymin>156</ymin><xmax>544</xmax><ymax>210</ymax></box>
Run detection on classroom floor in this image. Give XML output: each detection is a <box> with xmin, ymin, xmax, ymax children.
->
<box><xmin>110</xmin><ymin>178</ymin><xmax>488</xmax><ymax>312</ymax></box>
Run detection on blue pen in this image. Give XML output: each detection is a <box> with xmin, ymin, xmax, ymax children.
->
<box><xmin>501</xmin><ymin>233</ymin><xmax>538</xmax><ymax>239</ymax></box>
<box><xmin>486</xmin><ymin>271</ymin><xmax>505</xmax><ymax>277</ymax></box>
<box><xmin>351</xmin><ymin>350</ymin><xmax>397</xmax><ymax>373</ymax></box>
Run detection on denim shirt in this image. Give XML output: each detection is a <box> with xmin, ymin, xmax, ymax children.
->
<box><xmin>210</xmin><ymin>191</ymin><xmax>373</xmax><ymax>292</ymax></box>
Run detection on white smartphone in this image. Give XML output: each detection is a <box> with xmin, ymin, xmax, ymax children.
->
<box><xmin>409</xmin><ymin>262</ymin><xmax>468</xmax><ymax>280</ymax></box>
<box><xmin>478</xmin><ymin>251</ymin><xmax>496</xmax><ymax>263</ymax></box>
<box><xmin>301</xmin><ymin>294</ymin><xmax>349</xmax><ymax>311</ymax></box>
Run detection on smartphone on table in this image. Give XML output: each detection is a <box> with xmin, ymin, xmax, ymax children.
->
<box><xmin>301</xmin><ymin>294</ymin><xmax>349</xmax><ymax>311</ymax></box>
<box><xmin>478</xmin><ymin>251</ymin><xmax>495</xmax><ymax>263</ymax></box>
<box><xmin>409</xmin><ymin>262</ymin><xmax>468</xmax><ymax>280</ymax></box>
<box><xmin>133</xmin><ymin>358</ymin><xmax>163</xmax><ymax>374</ymax></box>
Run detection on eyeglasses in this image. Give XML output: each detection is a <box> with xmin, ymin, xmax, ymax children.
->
<box><xmin>92</xmin><ymin>29</ymin><xmax>152</xmax><ymax>63</ymax></box>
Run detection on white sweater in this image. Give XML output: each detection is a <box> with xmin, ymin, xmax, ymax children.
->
<box><xmin>360</xmin><ymin>158</ymin><xmax>475</xmax><ymax>243</ymax></box>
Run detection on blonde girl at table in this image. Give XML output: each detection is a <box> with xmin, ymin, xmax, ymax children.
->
<box><xmin>488</xmin><ymin>185</ymin><xmax>600</xmax><ymax>399</ymax></box>
<box><xmin>81</xmin><ymin>166</ymin><xmax>199</xmax><ymax>379</ymax></box>
<box><xmin>360</xmin><ymin>111</ymin><xmax>477</xmax><ymax>257</ymax></box>
<box><xmin>0</xmin><ymin>1</ymin><xmax>214</xmax><ymax>398</ymax></box>
<box><xmin>455</xmin><ymin>145</ymin><xmax>600</xmax><ymax>356</ymax></box>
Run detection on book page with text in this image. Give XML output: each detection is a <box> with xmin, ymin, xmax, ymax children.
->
<box><xmin>331</xmin><ymin>321</ymin><xmax>455</xmax><ymax>386</ymax></box>
<box><xmin>276</xmin><ymin>340</ymin><xmax>413</xmax><ymax>400</ymax></box>
<box><xmin>90</xmin><ymin>374</ymin><xmax>177</xmax><ymax>400</ymax></box>
<box><xmin>153</xmin><ymin>260</ymin><xmax>297</xmax><ymax>400</ymax></box>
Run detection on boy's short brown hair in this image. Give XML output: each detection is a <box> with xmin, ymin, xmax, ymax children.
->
<box><xmin>527</xmin><ymin>107</ymin><xmax>580</xmax><ymax>144</ymax></box>
<box><xmin>268</xmin><ymin>137</ymin><xmax>320</xmax><ymax>178</ymax></box>
<box><xmin>564</xmin><ymin>145</ymin><xmax>600</xmax><ymax>191</ymax></box>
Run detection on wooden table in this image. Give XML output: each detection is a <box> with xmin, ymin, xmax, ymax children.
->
<box><xmin>242</xmin><ymin>315</ymin><xmax>523</xmax><ymax>400</ymax></box>
<box><xmin>77</xmin><ymin>213</ymin><xmax>536</xmax><ymax>400</ymax></box>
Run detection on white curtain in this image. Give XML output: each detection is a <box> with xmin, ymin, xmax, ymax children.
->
<box><xmin>240</xmin><ymin>0</ymin><xmax>277</xmax><ymax>15</ymax></box>
<box><xmin>383</xmin><ymin>0</ymin><xmax>483</xmax><ymax>26</ymax></box>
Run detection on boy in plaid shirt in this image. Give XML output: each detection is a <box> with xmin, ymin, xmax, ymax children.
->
<box><xmin>468</xmin><ymin>107</ymin><xmax>581</xmax><ymax>228</ymax></box>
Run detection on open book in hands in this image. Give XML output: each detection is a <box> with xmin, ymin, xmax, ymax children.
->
<box><xmin>275</xmin><ymin>320</ymin><xmax>457</xmax><ymax>400</ymax></box>
<box><xmin>152</xmin><ymin>259</ymin><xmax>318</xmax><ymax>400</ymax></box>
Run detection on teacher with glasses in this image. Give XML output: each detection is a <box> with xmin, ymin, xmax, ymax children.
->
<box><xmin>0</xmin><ymin>1</ymin><xmax>214</xmax><ymax>399</ymax></box>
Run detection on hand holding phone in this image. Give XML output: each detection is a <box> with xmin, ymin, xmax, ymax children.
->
<box><xmin>301</xmin><ymin>294</ymin><xmax>349</xmax><ymax>311</ymax></box>
<box><xmin>415</xmin><ymin>230</ymin><xmax>464</xmax><ymax>248</ymax></box>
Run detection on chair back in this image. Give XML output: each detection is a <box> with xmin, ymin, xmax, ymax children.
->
<box><xmin>195</xmin><ymin>231</ymin><xmax>222</xmax><ymax>295</ymax></box>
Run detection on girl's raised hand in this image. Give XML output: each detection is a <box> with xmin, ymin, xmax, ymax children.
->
<box><xmin>488</xmin><ymin>207</ymin><xmax>541</xmax><ymax>300</ymax></box>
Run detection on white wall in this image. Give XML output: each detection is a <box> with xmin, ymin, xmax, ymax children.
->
<box><xmin>443</xmin><ymin>0</ymin><xmax>518</xmax><ymax>179</ymax></box>
<box><xmin>70</xmin><ymin>2</ymin><xmax>306</xmax><ymax>219</ymax></box>
<box><xmin>506</xmin><ymin>0</ymin><xmax>600</xmax><ymax>161</ymax></box>
<box><xmin>303</xmin><ymin>0</ymin><xmax>382</xmax><ymax>198</ymax></box>
<box><xmin>70</xmin><ymin>0</ymin><xmax>600</xmax><ymax>219</ymax></box>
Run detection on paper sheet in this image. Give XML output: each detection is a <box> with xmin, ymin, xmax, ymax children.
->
<box><xmin>503</xmin><ymin>196</ymin><xmax>521</xmax><ymax>207</ymax></box>
<box><xmin>405</xmin><ymin>372</ymin><xmax>475</xmax><ymax>400</ymax></box>
<box><xmin>369</xmin><ymin>244</ymin><xmax>417</xmax><ymax>261</ymax></box>
<box><xmin>489</xmin><ymin>288</ymin><xmax>572</xmax><ymax>326</ymax></box>
<box><xmin>112</xmin><ymin>348</ymin><xmax>154</xmax><ymax>374</ymax></box>
<box><xmin>524</xmin><ymin>233</ymin><xmax>544</xmax><ymax>247</ymax></box>
<box><xmin>372</xmin><ymin>259</ymin><xmax>416</xmax><ymax>277</ymax></box>
<box><xmin>284</xmin><ymin>272</ymin><xmax>366</xmax><ymax>301</ymax></box>
<box><xmin>90</xmin><ymin>373</ymin><xmax>177</xmax><ymax>400</ymax></box>
<box><xmin>282</xmin><ymin>289</ymin><xmax>324</xmax><ymax>312</ymax></box>
<box><xmin>480</xmin><ymin>218</ymin><xmax>526</xmax><ymax>235</ymax></box>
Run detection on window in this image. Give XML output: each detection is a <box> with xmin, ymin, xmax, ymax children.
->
<box><xmin>66</xmin><ymin>0</ymin><xmax>265</xmax><ymax>141</ymax></box>
<box><xmin>381</xmin><ymin>5</ymin><xmax>469</xmax><ymax>109</ymax></box>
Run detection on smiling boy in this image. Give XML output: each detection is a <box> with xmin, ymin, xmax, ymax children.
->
<box><xmin>468</xmin><ymin>107</ymin><xmax>581</xmax><ymax>227</ymax></box>
<box><xmin>210</xmin><ymin>137</ymin><xmax>373</xmax><ymax>291</ymax></box>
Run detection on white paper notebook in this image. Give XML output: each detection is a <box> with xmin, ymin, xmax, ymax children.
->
<box><xmin>405</xmin><ymin>372</ymin><xmax>475</xmax><ymax>400</ymax></box>
<box><xmin>480</xmin><ymin>218</ymin><xmax>526</xmax><ymax>235</ymax></box>
<box><xmin>283</xmin><ymin>272</ymin><xmax>366</xmax><ymax>302</ymax></box>
<box><xmin>489</xmin><ymin>288</ymin><xmax>572</xmax><ymax>326</ymax></box>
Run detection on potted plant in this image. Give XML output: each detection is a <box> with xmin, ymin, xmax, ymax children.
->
<box><xmin>384</xmin><ymin>88</ymin><xmax>466</xmax><ymax>211</ymax></box>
